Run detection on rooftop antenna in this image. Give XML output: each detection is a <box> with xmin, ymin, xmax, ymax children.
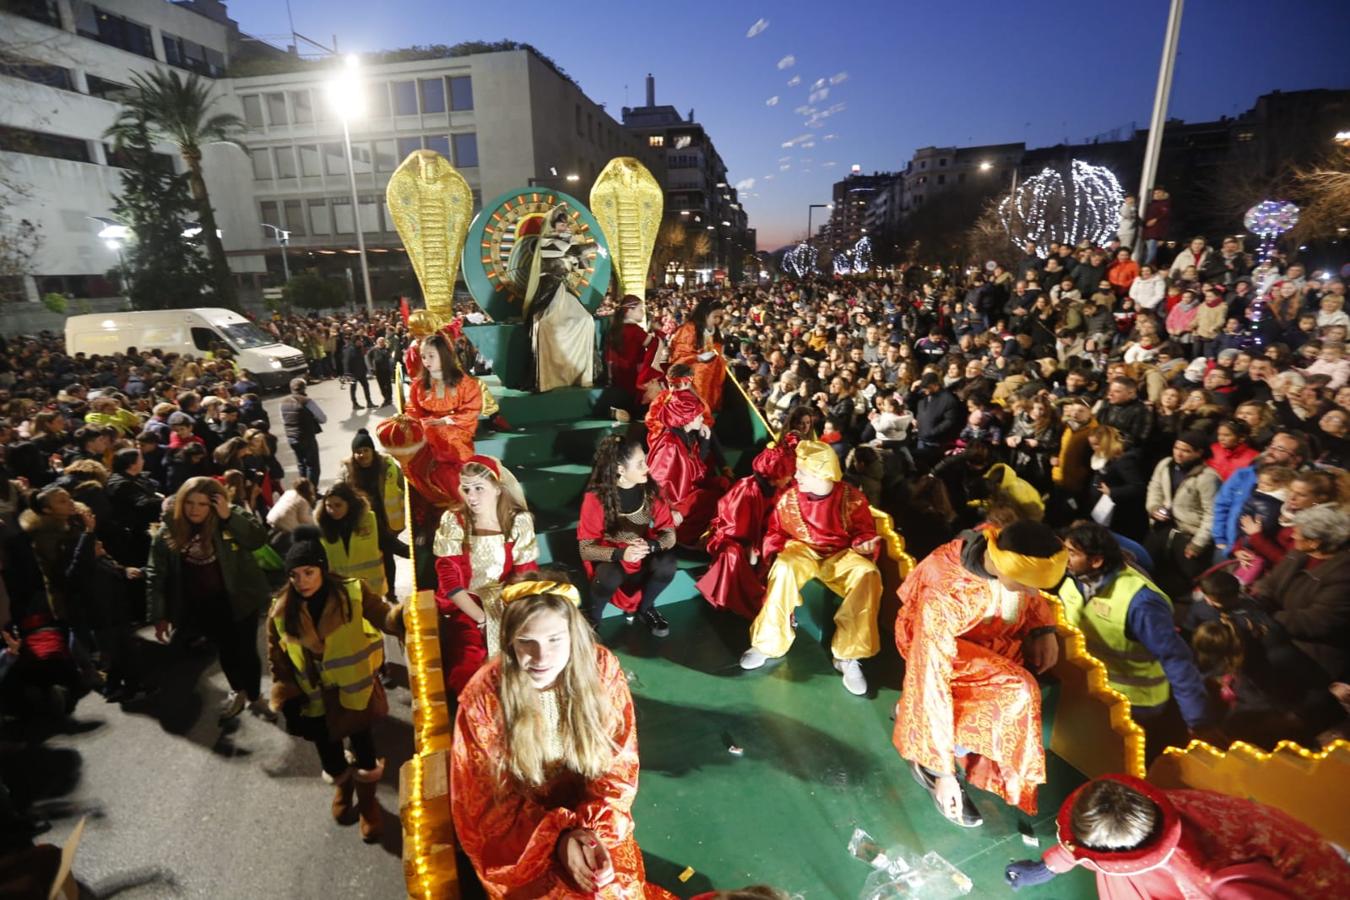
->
<box><xmin>285</xmin><ymin>0</ymin><xmax>297</xmax><ymax>54</ymax></box>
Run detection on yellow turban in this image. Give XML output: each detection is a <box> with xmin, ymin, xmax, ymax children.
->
<box><xmin>795</xmin><ymin>440</ymin><xmax>842</xmax><ymax>483</ymax></box>
<box><xmin>501</xmin><ymin>580</ymin><xmax>582</xmax><ymax>609</ymax></box>
<box><xmin>986</xmin><ymin>529</ymin><xmax>1067</xmax><ymax>590</ymax></box>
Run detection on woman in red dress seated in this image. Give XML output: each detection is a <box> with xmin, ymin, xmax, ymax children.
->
<box><xmin>451</xmin><ymin>593</ymin><xmax>677</xmax><ymax>899</ymax></box>
<box><xmin>647</xmin><ymin>390</ymin><xmax>732</xmax><ymax>547</ymax></box>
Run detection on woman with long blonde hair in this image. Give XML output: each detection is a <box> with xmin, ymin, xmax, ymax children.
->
<box><xmin>433</xmin><ymin>455</ymin><xmax>539</xmax><ymax>695</ymax></box>
<box><xmin>450</xmin><ymin>593</ymin><xmax>676</xmax><ymax>898</ymax></box>
<box><xmin>146</xmin><ymin>476</ymin><xmax>273</xmax><ymax>721</ymax></box>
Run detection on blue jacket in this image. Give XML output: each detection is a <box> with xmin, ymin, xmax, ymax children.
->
<box><xmin>1212</xmin><ymin>462</ymin><xmax>1258</xmax><ymax>551</ymax></box>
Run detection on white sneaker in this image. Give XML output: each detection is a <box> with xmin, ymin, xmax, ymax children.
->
<box><xmin>218</xmin><ymin>690</ymin><xmax>247</xmax><ymax>722</ymax></box>
<box><xmin>834</xmin><ymin>658</ymin><xmax>868</xmax><ymax>696</ymax></box>
<box><xmin>739</xmin><ymin>648</ymin><xmax>768</xmax><ymax>670</ymax></box>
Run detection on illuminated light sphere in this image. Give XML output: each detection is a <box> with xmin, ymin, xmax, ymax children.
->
<box><xmin>1243</xmin><ymin>200</ymin><xmax>1299</xmax><ymax>239</ymax></box>
<box><xmin>783</xmin><ymin>242</ymin><xmax>818</xmax><ymax>277</ymax></box>
<box><xmin>833</xmin><ymin>236</ymin><xmax>872</xmax><ymax>275</ymax></box>
<box><xmin>999</xmin><ymin>160</ymin><xmax>1124</xmax><ymax>257</ymax></box>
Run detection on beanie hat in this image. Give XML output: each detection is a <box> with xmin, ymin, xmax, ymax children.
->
<box><xmin>167</xmin><ymin>412</ymin><xmax>192</xmax><ymax>427</ymax></box>
<box><xmin>1177</xmin><ymin>430</ymin><xmax>1211</xmax><ymax>455</ymax></box>
<box><xmin>284</xmin><ymin>525</ymin><xmax>328</xmax><ymax>574</ymax></box>
<box><xmin>351</xmin><ymin>428</ymin><xmax>375</xmax><ymax>452</ymax></box>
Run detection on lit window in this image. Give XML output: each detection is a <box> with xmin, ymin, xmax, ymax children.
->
<box><xmin>648</xmin><ymin>135</ymin><xmax>664</xmax><ymax>148</ymax></box>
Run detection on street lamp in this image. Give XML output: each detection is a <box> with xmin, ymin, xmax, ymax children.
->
<box><xmin>979</xmin><ymin>161</ymin><xmax>993</xmax><ymax>171</ymax></box>
<box><xmin>261</xmin><ymin>223</ymin><xmax>292</xmax><ymax>283</ymax></box>
<box><xmin>88</xmin><ymin>216</ymin><xmax>130</xmax><ymax>296</ymax></box>
<box><xmin>807</xmin><ymin>203</ymin><xmax>828</xmax><ymax>245</ymax></box>
<box><xmin>326</xmin><ymin>54</ymin><xmax>375</xmax><ymax>314</ymax></box>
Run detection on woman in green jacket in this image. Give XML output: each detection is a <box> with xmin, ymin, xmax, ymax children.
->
<box><xmin>147</xmin><ymin>476</ymin><xmax>272</xmax><ymax>722</ymax></box>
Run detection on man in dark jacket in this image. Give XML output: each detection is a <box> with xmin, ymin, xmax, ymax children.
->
<box><xmin>366</xmin><ymin>337</ymin><xmax>395</xmax><ymax>408</ymax></box>
<box><xmin>342</xmin><ymin>337</ymin><xmax>374</xmax><ymax>410</ymax></box>
<box><xmin>1072</xmin><ymin>250</ymin><xmax>1110</xmax><ymax>298</ymax></box>
<box><xmin>279</xmin><ymin>378</ymin><xmax>326</xmax><ymax>484</ymax></box>
<box><xmin>1097</xmin><ymin>376</ymin><xmax>1154</xmax><ymax>449</ymax></box>
<box><xmin>910</xmin><ymin>373</ymin><xmax>963</xmax><ymax>471</ymax></box>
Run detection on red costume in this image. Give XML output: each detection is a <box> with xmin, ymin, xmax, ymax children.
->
<box><xmin>433</xmin><ymin>504</ymin><xmax>539</xmax><ymax>696</ymax></box>
<box><xmin>450</xmin><ymin>648</ymin><xmax>677</xmax><ymax>899</ymax></box>
<box><xmin>696</xmin><ymin>444</ymin><xmax>797</xmax><ymax>619</ymax></box>
<box><xmin>669</xmin><ymin>320</ymin><xmax>727</xmax><ymax>412</ymax></box>
<box><xmin>606</xmin><ymin>320</ymin><xmax>661</xmax><ymax>408</ymax></box>
<box><xmin>405</xmin><ymin>374</ymin><xmax>482</xmax><ymax>467</ymax></box>
<box><xmin>646</xmin><ymin>391</ymin><xmax>730</xmax><ymax>546</ymax></box>
<box><xmin>576</xmin><ymin>491</ymin><xmax>676</xmax><ymax>614</ymax></box>
<box><xmin>1042</xmin><ymin>774</ymin><xmax>1350</xmax><ymax>899</ymax></box>
<box><xmin>643</xmin><ymin>376</ymin><xmax>712</xmax><ymax>445</ymax></box>
<box><xmin>893</xmin><ymin>531</ymin><xmax>1057</xmax><ymax>814</ymax></box>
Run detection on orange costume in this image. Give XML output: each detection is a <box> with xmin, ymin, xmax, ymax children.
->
<box><xmin>450</xmin><ymin>647</ymin><xmax>676</xmax><ymax>900</ymax></box>
<box><xmin>405</xmin><ymin>374</ymin><xmax>482</xmax><ymax>466</ymax></box>
<box><xmin>893</xmin><ymin>531</ymin><xmax>1057</xmax><ymax>813</ymax></box>
<box><xmin>669</xmin><ymin>321</ymin><xmax>727</xmax><ymax>412</ymax></box>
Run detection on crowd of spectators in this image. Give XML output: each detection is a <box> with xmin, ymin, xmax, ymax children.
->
<box><xmin>634</xmin><ymin>235</ymin><xmax>1349</xmax><ymax>751</ymax></box>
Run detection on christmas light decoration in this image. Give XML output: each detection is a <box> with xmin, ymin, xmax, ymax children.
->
<box><xmin>832</xmin><ymin>236</ymin><xmax>872</xmax><ymax>275</ymax></box>
<box><xmin>783</xmin><ymin>242</ymin><xmax>818</xmax><ymax>277</ymax></box>
<box><xmin>998</xmin><ymin>160</ymin><xmax>1124</xmax><ymax>257</ymax></box>
<box><xmin>1241</xmin><ymin>200</ymin><xmax>1300</xmax><ymax>351</ymax></box>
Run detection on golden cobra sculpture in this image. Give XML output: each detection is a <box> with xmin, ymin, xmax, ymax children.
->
<box><xmin>386</xmin><ymin>149</ymin><xmax>474</xmax><ymax>324</ymax></box>
<box><xmin>590</xmin><ymin>157</ymin><xmax>663</xmax><ymax>300</ymax></box>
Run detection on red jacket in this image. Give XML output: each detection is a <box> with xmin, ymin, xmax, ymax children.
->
<box><xmin>1207</xmin><ymin>442</ymin><xmax>1259</xmax><ymax>481</ymax></box>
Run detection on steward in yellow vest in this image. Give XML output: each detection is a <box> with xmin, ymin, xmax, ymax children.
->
<box><xmin>341</xmin><ymin>429</ymin><xmax>409</xmax><ymax>601</ymax></box>
<box><xmin>1058</xmin><ymin>523</ymin><xmax>1213</xmax><ymax>746</ymax></box>
<box><xmin>267</xmin><ymin>527</ymin><xmax>404</xmax><ymax>843</ymax></box>
<box><xmin>316</xmin><ymin>482</ymin><xmax>387</xmax><ymax>598</ymax></box>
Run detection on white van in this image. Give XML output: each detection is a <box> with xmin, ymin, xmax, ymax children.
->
<box><xmin>65</xmin><ymin>308</ymin><xmax>308</xmax><ymax>389</ymax></box>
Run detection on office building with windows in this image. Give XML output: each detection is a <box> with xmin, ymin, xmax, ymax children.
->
<box><xmin>1</xmin><ymin>0</ymin><xmax>665</xmax><ymax>305</ymax></box>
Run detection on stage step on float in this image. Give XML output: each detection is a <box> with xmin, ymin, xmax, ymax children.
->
<box><xmin>474</xmin><ymin>419</ymin><xmax>619</xmax><ymax>467</ymax></box>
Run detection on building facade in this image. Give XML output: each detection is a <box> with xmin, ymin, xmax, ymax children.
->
<box><xmin>824</xmin><ymin>169</ymin><xmax>893</xmax><ymax>251</ymax></box>
<box><xmin>0</xmin><ymin>0</ymin><xmax>679</xmax><ymax>305</ymax></box>
<box><xmin>621</xmin><ymin>75</ymin><xmax>750</xmax><ymax>281</ymax></box>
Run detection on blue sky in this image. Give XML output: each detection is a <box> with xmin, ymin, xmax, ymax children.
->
<box><xmin>229</xmin><ymin>0</ymin><xmax>1350</xmax><ymax>249</ymax></box>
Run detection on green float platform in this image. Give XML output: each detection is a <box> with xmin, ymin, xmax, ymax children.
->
<box><xmin>453</xmin><ymin>372</ymin><xmax>1094</xmax><ymax>897</ymax></box>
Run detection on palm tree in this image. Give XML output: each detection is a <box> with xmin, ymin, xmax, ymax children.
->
<box><xmin>106</xmin><ymin>69</ymin><xmax>245</xmax><ymax>308</ymax></box>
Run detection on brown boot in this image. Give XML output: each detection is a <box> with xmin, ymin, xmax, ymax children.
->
<box><xmin>327</xmin><ymin>767</ymin><xmax>355</xmax><ymax>823</ymax></box>
<box><xmin>354</xmin><ymin>760</ymin><xmax>385</xmax><ymax>843</ymax></box>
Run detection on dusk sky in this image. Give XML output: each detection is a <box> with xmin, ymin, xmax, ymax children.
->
<box><xmin>231</xmin><ymin>0</ymin><xmax>1350</xmax><ymax>250</ymax></box>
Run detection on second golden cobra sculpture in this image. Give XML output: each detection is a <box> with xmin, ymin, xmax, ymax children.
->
<box><xmin>385</xmin><ymin>150</ymin><xmax>474</xmax><ymax>320</ymax></box>
<box><xmin>590</xmin><ymin>157</ymin><xmax>663</xmax><ymax>300</ymax></box>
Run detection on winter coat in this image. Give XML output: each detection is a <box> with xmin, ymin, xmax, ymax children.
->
<box><xmin>1193</xmin><ymin>300</ymin><xmax>1227</xmax><ymax>340</ymax></box>
<box><xmin>145</xmin><ymin>506</ymin><xmax>271</xmax><ymax>624</ymax></box>
<box><xmin>1128</xmin><ymin>274</ymin><xmax>1167</xmax><ymax>311</ymax></box>
<box><xmin>910</xmin><ymin>388</ymin><xmax>963</xmax><ymax>445</ymax></box>
<box><xmin>1090</xmin><ymin>452</ymin><xmax>1149</xmax><ymax>542</ymax></box>
<box><xmin>104</xmin><ymin>472</ymin><xmax>164</xmax><ymax>565</ymax></box>
<box><xmin>18</xmin><ymin>506</ymin><xmax>93</xmax><ymax>621</ymax></box>
<box><xmin>1145</xmin><ymin>459</ymin><xmax>1220</xmax><ymax>552</ymax></box>
<box><xmin>1098</xmin><ymin>400</ymin><xmax>1154</xmax><ymax>449</ymax></box>
<box><xmin>1252</xmin><ymin>548</ymin><xmax>1350</xmax><ymax>682</ymax></box>
<box><xmin>1141</xmin><ymin>198</ymin><xmax>1171</xmax><ymax>240</ymax></box>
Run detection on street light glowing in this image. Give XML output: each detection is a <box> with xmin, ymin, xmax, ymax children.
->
<box><xmin>979</xmin><ymin>161</ymin><xmax>994</xmax><ymax>171</ymax></box>
<box><xmin>565</xmin><ymin>173</ymin><xmax>580</xmax><ymax>182</ymax></box>
<box><xmin>326</xmin><ymin>55</ymin><xmax>366</xmax><ymax>120</ymax></box>
<box><xmin>97</xmin><ymin>223</ymin><xmax>130</xmax><ymax>242</ymax></box>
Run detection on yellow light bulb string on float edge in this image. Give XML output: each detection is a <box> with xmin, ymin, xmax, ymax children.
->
<box><xmin>395</xmin><ymin>364</ymin><xmax>437</xmax><ymax>899</ymax></box>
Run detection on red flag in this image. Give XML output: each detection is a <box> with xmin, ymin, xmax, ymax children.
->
<box><xmin>399</xmin><ymin>296</ymin><xmax>410</xmax><ymax>325</ymax></box>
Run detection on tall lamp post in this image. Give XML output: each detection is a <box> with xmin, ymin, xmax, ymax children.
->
<box><xmin>326</xmin><ymin>55</ymin><xmax>374</xmax><ymax>315</ymax></box>
<box><xmin>807</xmin><ymin>203</ymin><xmax>829</xmax><ymax>246</ymax></box>
<box><xmin>1134</xmin><ymin>0</ymin><xmax>1185</xmax><ymax>261</ymax></box>
<box><xmin>261</xmin><ymin>223</ymin><xmax>291</xmax><ymax>284</ymax></box>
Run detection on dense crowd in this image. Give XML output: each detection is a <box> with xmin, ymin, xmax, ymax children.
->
<box><xmin>623</xmin><ymin>233</ymin><xmax>1349</xmax><ymax>758</ymax></box>
<box><xmin>0</xmin><ymin>223</ymin><xmax>1348</xmax><ymax>895</ymax></box>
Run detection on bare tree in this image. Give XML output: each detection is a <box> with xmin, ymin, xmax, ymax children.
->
<box><xmin>651</xmin><ymin>220</ymin><xmax>687</xmax><ymax>285</ymax></box>
<box><xmin>1288</xmin><ymin>147</ymin><xmax>1350</xmax><ymax>245</ymax></box>
<box><xmin>963</xmin><ymin>199</ymin><xmax>1013</xmax><ymax>269</ymax></box>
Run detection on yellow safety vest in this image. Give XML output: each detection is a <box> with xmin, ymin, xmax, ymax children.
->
<box><xmin>379</xmin><ymin>456</ymin><xmax>406</xmax><ymax>535</ymax></box>
<box><xmin>322</xmin><ymin>509</ymin><xmax>386</xmax><ymax>597</ymax></box>
<box><xmin>1059</xmin><ymin>567</ymin><xmax>1171</xmax><ymax>708</ymax></box>
<box><xmin>273</xmin><ymin>578</ymin><xmax>383</xmax><ymax>717</ymax></box>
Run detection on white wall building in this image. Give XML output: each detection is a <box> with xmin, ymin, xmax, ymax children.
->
<box><xmin>0</xmin><ymin>0</ymin><xmax>656</xmax><ymax>305</ymax></box>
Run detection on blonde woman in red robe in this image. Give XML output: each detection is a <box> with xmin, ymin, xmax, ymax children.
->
<box><xmin>695</xmin><ymin>443</ymin><xmax>796</xmax><ymax>620</ymax></box>
<box><xmin>646</xmin><ymin>390</ymin><xmax>731</xmax><ymax>547</ymax></box>
<box><xmin>669</xmin><ymin>297</ymin><xmax>727</xmax><ymax>413</ymax></box>
<box><xmin>893</xmin><ymin>520</ymin><xmax>1066</xmax><ymax>828</ymax></box>
<box><xmin>451</xmin><ymin>593</ymin><xmax>677</xmax><ymax>899</ymax></box>
<box><xmin>433</xmin><ymin>456</ymin><xmax>538</xmax><ymax>695</ymax></box>
<box><xmin>1005</xmin><ymin>774</ymin><xmax>1350</xmax><ymax>898</ymax></box>
<box><xmin>404</xmin><ymin>332</ymin><xmax>482</xmax><ymax>470</ymax></box>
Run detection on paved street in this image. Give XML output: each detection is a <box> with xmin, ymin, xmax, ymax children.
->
<box><xmin>19</xmin><ymin>378</ymin><xmax>414</xmax><ymax>899</ymax></box>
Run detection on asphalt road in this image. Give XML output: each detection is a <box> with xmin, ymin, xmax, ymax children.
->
<box><xmin>16</xmin><ymin>377</ymin><xmax>415</xmax><ymax>899</ymax></box>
